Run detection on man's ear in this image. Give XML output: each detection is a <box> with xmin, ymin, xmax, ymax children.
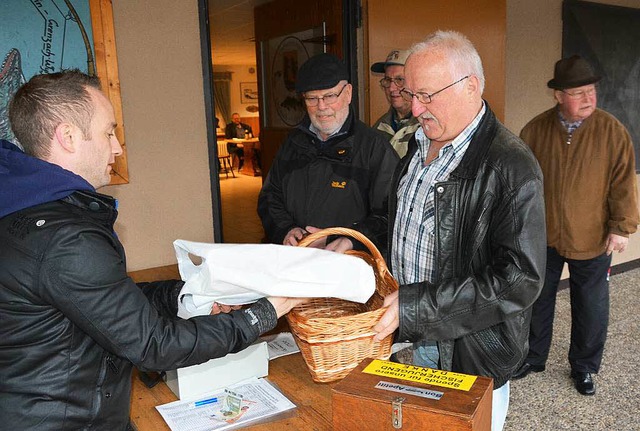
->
<box><xmin>53</xmin><ymin>122</ymin><xmax>77</xmax><ymax>153</ymax></box>
<box><xmin>553</xmin><ymin>90</ymin><xmax>564</xmax><ymax>105</ymax></box>
<box><xmin>466</xmin><ymin>75</ymin><xmax>480</xmax><ymax>95</ymax></box>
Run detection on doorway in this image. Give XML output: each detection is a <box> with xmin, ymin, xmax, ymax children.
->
<box><xmin>199</xmin><ymin>0</ymin><xmax>356</xmax><ymax>244</ymax></box>
<box><xmin>205</xmin><ymin>0</ymin><xmax>271</xmax><ymax>244</ymax></box>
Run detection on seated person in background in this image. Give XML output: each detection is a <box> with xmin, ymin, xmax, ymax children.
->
<box><xmin>225</xmin><ymin>112</ymin><xmax>254</xmax><ymax>169</ymax></box>
<box><xmin>258</xmin><ymin>53</ymin><xmax>399</xmax><ymax>253</ymax></box>
<box><xmin>0</xmin><ymin>70</ymin><xmax>304</xmax><ymax>430</ymax></box>
<box><xmin>370</xmin><ymin>49</ymin><xmax>420</xmax><ymax>158</ymax></box>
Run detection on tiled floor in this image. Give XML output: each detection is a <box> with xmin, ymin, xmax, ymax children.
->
<box><xmin>219</xmin><ymin>171</ymin><xmax>265</xmax><ymax>244</ymax></box>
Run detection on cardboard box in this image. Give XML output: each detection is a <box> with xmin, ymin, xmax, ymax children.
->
<box><xmin>164</xmin><ymin>341</ymin><xmax>269</xmax><ymax>400</ymax></box>
<box><xmin>332</xmin><ymin>358</ymin><xmax>493</xmax><ymax>431</ymax></box>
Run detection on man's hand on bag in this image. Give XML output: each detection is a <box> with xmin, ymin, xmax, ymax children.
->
<box><xmin>373</xmin><ymin>290</ymin><xmax>400</xmax><ymax>341</ymax></box>
<box><xmin>606</xmin><ymin>233</ymin><xmax>628</xmax><ymax>255</ymax></box>
<box><xmin>210</xmin><ymin>302</ymin><xmax>242</xmax><ymax>315</ymax></box>
<box><xmin>267</xmin><ymin>297</ymin><xmax>309</xmax><ymax>318</ymax></box>
<box><xmin>283</xmin><ymin>227</ymin><xmax>308</xmax><ymax>246</ymax></box>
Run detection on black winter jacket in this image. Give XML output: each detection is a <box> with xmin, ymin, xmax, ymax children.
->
<box><xmin>258</xmin><ymin>110</ymin><xmax>399</xmax><ymax>249</ymax></box>
<box><xmin>0</xmin><ymin>191</ymin><xmax>277</xmax><ymax>430</ymax></box>
<box><xmin>389</xmin><ymin>106</ymin><xmax>546</xmax><ymax>388</ymax></box>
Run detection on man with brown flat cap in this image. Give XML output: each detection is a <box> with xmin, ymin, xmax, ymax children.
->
<box><xmin>514</xmin><ymin>55</ymin><xmax>639</xmax><ymax>396</ymax></box>
<box><xmin>258</xmin><ymin>53</ymin><xmax>398</xmax><ymax>253</ymax></box>
<box><xmin>370</xmin><ymin>49</ymin><xmax>420</xmax><ymax>157</ymax></box>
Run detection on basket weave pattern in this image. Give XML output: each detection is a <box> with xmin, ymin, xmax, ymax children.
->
<box><xmin>286</xmin><ymin>227</ymin><xmax>399</xmax><ymax>382</ymax></box>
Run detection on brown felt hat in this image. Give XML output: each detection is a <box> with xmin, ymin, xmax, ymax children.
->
<box><xmin>547</xmin><ymin>55</ymin><xmax>601</xmax><ymax>90</ymax></box>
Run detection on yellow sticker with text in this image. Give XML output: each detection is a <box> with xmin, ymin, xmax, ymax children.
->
<box><xmin>363</xmin><ymin>359</ymin><xmax>477</xmax><ymax>391</ymax></box>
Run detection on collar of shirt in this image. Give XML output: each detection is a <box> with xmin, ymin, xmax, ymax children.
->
<box><xmin>308</xmin><ymin>121</ymin><xmax>351</xmax><ymax>144</ymax></box>
<box><xmin>557</xmin><ymin>109</ymin><xmax>583</xmax><ymax>134</ymax></box>
<box><xmin>391</xmin><ymin>110</ymin><xmax>413</xmax><ymax>132</ymax></box>
<box><xmin>391</xmin><ymin>102</ymin><xmax>486</xmax><ymax>285</ymax></box>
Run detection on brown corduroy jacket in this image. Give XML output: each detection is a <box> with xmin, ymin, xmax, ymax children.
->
<box><xmin>520</xmin><ymin>107</ymin><xmax>639</xmax><ymax>260</ymax></box>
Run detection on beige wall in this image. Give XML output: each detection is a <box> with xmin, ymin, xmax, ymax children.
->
<box><xmin>366</xmin><ymin>0</ymin><xmax>506</xmax><ymax>124</ymax></box>
<box><xmin>506</xmin><ymin>0</ymin><xmax>640</xmax><ymax>268</ymax></box>
<box><xmin>102</xmin><ymin>1</ymin><xmax>214</xmax><ymax>271</ymax></box>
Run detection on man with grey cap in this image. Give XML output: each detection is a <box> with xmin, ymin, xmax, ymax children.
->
<box><xmin>514</xmin><ymin>55</ymin><xmax>639</xmax><ymax>396</ymax></box>
<box><xmin>258</xmin><ymin>53</ymin><xmax>398</xmax><ymax>252</ymax></box>
<box><xmin>371</xmin><ymin>49</ymin><xmax>420</xmax><ymax>157</ymax></box>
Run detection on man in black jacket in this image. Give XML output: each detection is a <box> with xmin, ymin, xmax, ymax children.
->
<box><xmin>373</xmin><ymin>31</ymin><xmax>546</xmax><ymax>431</ymax></box>
<box><xmin>0</xmin><ymin>70</ymin><xmax>303</xmax><ymax>430</ymax></box>
<box><xmin>225</xmin><ymin>112</ymin><xmax>254</xmax><ymax>169</ymax></box>
<box><xmin>258</xmin><ymin>53</ymin><xmax>399</xmax><ymax>252</ymax></box>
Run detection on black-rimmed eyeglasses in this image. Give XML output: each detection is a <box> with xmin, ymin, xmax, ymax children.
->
<box><xmin>379</xmin><ymin>76</ymin><xmax>405</xmax><ymax>88</ymax></box>
<box><xmin>400</xmin><ymin>75</ymin><xmax>469</xmax><ymax>104</ymax></box>
<box><xmin>303</xmin><ymin>84</ymin><xmax>349</xmax><ymax>107</ymax></box>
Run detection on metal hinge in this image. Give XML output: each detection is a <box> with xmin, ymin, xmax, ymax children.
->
<box><xmin>392</xmin><ymin>396</ymin><xmax>405</xmax><ymax>429</ymax></box>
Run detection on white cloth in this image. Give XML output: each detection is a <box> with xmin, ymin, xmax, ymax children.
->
<box><xmin>174</xmin><ymin>240</ymin><xmax>376</xmax><ymax>318</ymax></box>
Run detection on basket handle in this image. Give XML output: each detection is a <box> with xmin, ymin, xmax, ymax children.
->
<box><xmin>297</xmin><ymin>227</ymin><xmax>392</xmax><ymax>280</ymax></box>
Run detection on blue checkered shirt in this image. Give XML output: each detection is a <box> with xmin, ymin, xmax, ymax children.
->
<box><xmin>391</xmin><ymin>104</ymin><xmax>486</xmax><ymax>284</ymax></box>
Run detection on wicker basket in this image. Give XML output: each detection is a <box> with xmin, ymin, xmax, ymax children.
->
<box><xmin>286</xmin><ymin>227</ymin><xmax>399</xmax><ymax>383</ymax></box>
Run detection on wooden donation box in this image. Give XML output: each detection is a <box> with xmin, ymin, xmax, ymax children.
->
<box><xmin>332</xmin><ymin>358</ymin><xmax>493</xmax><ymax>431</ymax></box>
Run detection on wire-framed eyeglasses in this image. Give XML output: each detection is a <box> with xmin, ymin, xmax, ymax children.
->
<box><xmin>379</xmin><ymin>76</ymin><xmax>405</xmax><ymax>88</ymax></box>
<box><xmin>303</xmin><ymin>84</ymin><xmax>349</xmax><ymax>107</ymax></box>
<box><xmin>400</xmin><ymin>75</ymin><xmax>469</xmax><ymax>104</ymax></box>
<box><xmin>561</xmin><ymin>86</ymin><xmax>597</xmax><ymax>99</ymax></box>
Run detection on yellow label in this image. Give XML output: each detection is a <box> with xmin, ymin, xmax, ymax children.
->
<box><xmin>363</xmin><ymin>359</ymin><xmax>477</xmax><ymax>391</ymax></box>
<box><xmin>331</xmin><ymin>181</ymin><xmax>347</xmax><ymax>189</ymax></box>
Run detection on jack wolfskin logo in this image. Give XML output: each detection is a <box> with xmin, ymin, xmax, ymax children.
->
<box><xmin>331</xmin><ymin>181</ymin><xmax>347</xmax><ymax>189</ymax></box>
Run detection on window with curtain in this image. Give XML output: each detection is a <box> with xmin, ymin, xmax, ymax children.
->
<box><xmin>213</xmin><ymin>72</ymin><xmax>232</xmax><ymax>126</ymax></box>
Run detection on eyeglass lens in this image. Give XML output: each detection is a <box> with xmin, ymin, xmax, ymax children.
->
<box><xmin>380</xmin><ymin>77</ymin><xmax>405</xmax><ymax>88</ymax></box>
<box><xmin>304</xmin><ymin>84</ymin><xmax>348</xmax><ymax>107</ymax></box>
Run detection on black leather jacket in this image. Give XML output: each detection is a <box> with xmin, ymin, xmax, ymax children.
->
<box><xmin>389</xmin><ymin>106</ymin><xmax>546</xmax><ymax>388</ymax></box>
<box><xmin>0</xmin><ymin>191</ymin><xmax>277</xmax><ymax>430</ymax></box>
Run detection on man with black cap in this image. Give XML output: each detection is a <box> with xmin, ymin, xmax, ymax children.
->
<box><xmin>371</xmin><ymin>49</ymin><xmax>420</xmax><ymax>157</ymax></box>
<box><xmin>258</xmin><ymin>53</ymin><xmax>398</xmax><ymax>252</ymax></box>
<box><xmin>514</xmin><ymin>55</ymin><xmax>639</xmax><ymax>396</ymax></box>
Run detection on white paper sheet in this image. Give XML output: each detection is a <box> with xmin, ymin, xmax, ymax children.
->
<box><xmin>259</xmin><ymin>332</ymin><xmax>300</xmax><ymax>360</ymax></box>
<box><xmin>174</xmin><ymin>241</ymin><xmax>376</xmax><ymax>318</ymax></box>
<box><xmin>156</xmin><ymin>377</ymin><xmax>296</xmax><ymax>431</ymax></box>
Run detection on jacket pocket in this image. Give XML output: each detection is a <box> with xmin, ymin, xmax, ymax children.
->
<box><xmin>470</xmin><ymin>323</ymin><xmax>522</xmax><ymax>371</ymax></box>
<box><xmin>466</xmin><ymin>193</ymin><xmax>494</xmax><ymax>259</ymax></box>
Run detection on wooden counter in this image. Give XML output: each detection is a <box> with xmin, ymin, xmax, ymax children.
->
<box><xmin>130</xmin><ymin>352</ymin><xmax>335</xmax><ymax>430</ymax></box>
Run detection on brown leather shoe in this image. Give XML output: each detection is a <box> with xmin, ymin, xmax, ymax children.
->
<box><xmin>571</xmin><ymin>371</ymin><xmax>596</xmax><ymax>395</ymax></box>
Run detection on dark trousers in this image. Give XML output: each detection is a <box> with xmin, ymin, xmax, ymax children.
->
<box><xmin>527</xmin><ymin>247</ymin><xmax>611</xmax><ymax>373</ymax></box>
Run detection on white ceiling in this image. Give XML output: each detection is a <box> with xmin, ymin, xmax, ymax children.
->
<box><xmin>209</xmin><ymin>0</ymin><xmax>272</xmax><ymax>66</ymax></box>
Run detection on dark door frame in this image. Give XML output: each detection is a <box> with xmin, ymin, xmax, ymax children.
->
<box><xmin>197</xmin><ymin>0</ymin><xmax>223</xmax><ymax>243</ymax></box>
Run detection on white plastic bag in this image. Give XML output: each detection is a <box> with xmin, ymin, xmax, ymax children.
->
<box><xmin>173</xmin><ymin>240</ymin><xmax>376</xmax><ymax>318</ymax></box>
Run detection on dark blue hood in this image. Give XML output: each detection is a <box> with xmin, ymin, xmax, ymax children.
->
<box><xmin>0</xmin><ymin>139</ymin><xmax>95</xmax><ymax>218</ymax></box>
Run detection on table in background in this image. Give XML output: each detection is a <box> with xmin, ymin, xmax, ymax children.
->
<box><xmin>129</xmin><ymin>352</ymin><xmax>334</xmax><ymax>430</ymax></box>
<box><xmin>230</xmin><ymin>137</ymin><xmax>261</xmax><ymax>177</ymax></box>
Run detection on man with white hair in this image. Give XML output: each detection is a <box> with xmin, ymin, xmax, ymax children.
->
<box><xmin>373</xmin><ymin>31</ymin><xmax>546</xmax><ymax>430</ymax></box>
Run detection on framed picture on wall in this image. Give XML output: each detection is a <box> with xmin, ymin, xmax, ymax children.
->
<box><xmin>0</xmin><ymin>0</ymin><xmax>128</xmax><ymax>184</ymax></box>
<box><xmin>259</xmin><ymin>25</ymin><xmax>326</xmax><ymax>128</ymax></box>
<box><xmin>240</xmin><ymin>82</ymin><xmax>258</xmax><ymax>104</ymax></box>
